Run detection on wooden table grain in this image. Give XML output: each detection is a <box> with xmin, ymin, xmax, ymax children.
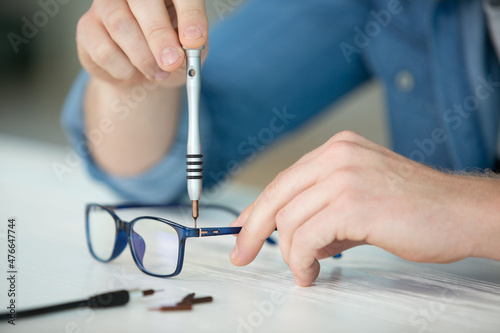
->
<box><xmin>1</xmin><ymin>135</ymin><xmax>499</xmax><ymax>333</ymax></box>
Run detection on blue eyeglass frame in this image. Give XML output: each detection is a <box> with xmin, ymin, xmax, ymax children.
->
<box><xmin>85</xmin><ymin>203</ymin><xmax>274</xmax><ymax>278</ymax></box>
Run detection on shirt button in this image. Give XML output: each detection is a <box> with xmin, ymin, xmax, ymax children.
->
<box><xmin>395</xmin><ymin>70</ymin><xmax>415</xmax><ymax>92</ymax></box>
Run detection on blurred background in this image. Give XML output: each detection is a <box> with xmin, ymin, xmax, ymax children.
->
<box><xmin>0</xmin><ymin>0</ymin><xmax>388</xmax><ymax>188</ymax></box>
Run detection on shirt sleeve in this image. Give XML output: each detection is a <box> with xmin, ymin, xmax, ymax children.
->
<box><xmin>61</xmin><ymin>0</ymin><xmax>372</xmax><ymax>202</ymax></box>
<box><xmin>61</xmin><ymin>70</ymin><xmax>211</xmax><ymax>203</ymax></box>
<box><xmin>199</xmin><ymin>0</ymin><xmax>372</xmax><ymax>189</ymax></box>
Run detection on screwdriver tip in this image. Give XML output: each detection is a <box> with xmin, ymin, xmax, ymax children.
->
<box><xmin>192</xmin><ymin>200</ymin><xmax>199</xmax><ymax>227</ymax></box>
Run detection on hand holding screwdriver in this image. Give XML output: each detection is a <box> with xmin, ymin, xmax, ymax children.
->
<box><xmin>77</xmin><ymin>0</ymin><xmax>209</xmax><ymax>176</ymax></box>
<box><xmin>77</xmin><ymin>0</ymin><xmax>209</xmax><ymax>87</ymax></box>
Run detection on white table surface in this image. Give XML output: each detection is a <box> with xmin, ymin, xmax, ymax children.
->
<box><xmin>1</xmin><ymin>134</ymin><xmax>500</xmax><ymax>333</ymax></box>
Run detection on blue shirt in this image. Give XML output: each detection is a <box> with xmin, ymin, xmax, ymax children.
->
<box><xmin>62</xmin><ymin>0</ymin><xmax>500</xmax><ymax>203</ymax></box>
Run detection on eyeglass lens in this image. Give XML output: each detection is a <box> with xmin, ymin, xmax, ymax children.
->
<box><xmin>131</xmin><ymin>218</ymin><xmax>180</xmax><ymax>276</ymax></box>
<box><xmin>87</xmin><ymin>205</ymin><xmax>117</xmax><ymax>261</ymax></box>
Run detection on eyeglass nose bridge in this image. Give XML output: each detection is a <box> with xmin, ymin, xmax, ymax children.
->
<box><xmin>108</xmin><ymin>219</ymin><xmax>129</xmax><ymax>261</ymax></box>
<box><xmin>119</xmin><ymin>219</ymin><xmax>131</xmax><ymax>232</ymax></box>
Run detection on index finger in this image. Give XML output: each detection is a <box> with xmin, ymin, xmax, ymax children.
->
<box><xmin>230</xmin><ymin>207</ymin><xmax>276</xmax><ymax>266</ymax></box>
<box><xmin>172</xmin><ymin>0</ymin><xmax>209</xmax><ymax>48</ymax></box>
<box><xmin>128</xmin><ymin>0</ymin><xmax>184</xmax><ymax>71</ymax></box>
<box><xmin>230</xmin><ymin>164</ymin><xmax>316</xmax><ymax>267</ymax></box>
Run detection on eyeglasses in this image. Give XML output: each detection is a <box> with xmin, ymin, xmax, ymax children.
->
<box><xmin>85</xmin><ymin>203</ymin><xmax>263</xmax><ymax>278</ymax></box>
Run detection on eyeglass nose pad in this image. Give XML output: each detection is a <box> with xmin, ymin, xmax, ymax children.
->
<box><xmin>109</xmin><ymin>229</ymin><xmax>128</xmax><ymax>261</ymax></box>
<box><xmin>131</xmin><ymin>229</ymin><xmax>146</xmax><ymax>265</ymax></box>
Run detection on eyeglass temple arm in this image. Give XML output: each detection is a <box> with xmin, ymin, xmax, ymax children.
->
<box><xmin>193</xmin><ymin>227</ymin><xmax>278</xmax><ymax>245</ymax></box>
<box><xmin>197</xmin><ymin>227</ymin><xmax>242</xmax><ymax>237</ymax></box>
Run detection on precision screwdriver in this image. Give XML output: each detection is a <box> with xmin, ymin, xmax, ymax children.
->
<box><xmin>0</xmin><ymin>289</ymin><xmax>162</xmax><ymax>320</ymax></box>
<box><xmin>183</xmin><ymin>46</ymin><xmax>205</xmax><ymax>227</ymax></box>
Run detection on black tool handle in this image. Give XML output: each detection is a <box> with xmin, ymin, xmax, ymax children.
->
<box><xmin>0</xmin><ymin>299</ymin><xmax>88</xmax><ymax>319</ymax></box>
<box><xmin>88</xmin><ymin>290</ymin><xmax>130</xmax><ymax>308</ymax></box>
<box><xmin>0</xmin><ymin>290</ymin><xmax>130</xmax><ymax>320</ymax></box>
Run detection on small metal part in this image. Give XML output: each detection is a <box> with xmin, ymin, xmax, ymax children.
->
<box><xmin>192</xmin><ymin>200</ymin><xmax>199</xmax><ymax>228</ymax></box>
<box><xmin>130</xmin><ymin>288</ymin><xmax>163</xmax><ymax>300</ymax></box>
<box><xmin>148</xmin><ymin>293</ymin><xmax>213</xmax><ymax>312</ymax></box>
<box><xmin>142</xmin><ymin>289</ymin><xmax>163</xmax><ymax>296</ymax></box>
<box><xmin>178</xmin><ymin>293</ymin><xmax>196</xmax><ymax>306</ymax></box>
<box><xmin>149</xmin><ymin>304</ymin><xmax>193</xmax><ymax>311</ymax></box>
<box><xmin>191</xmin><ymin>296</ymin><xmax>213</xmax><ymax>304</ymax></box>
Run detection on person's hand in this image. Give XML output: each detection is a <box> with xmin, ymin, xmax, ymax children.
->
<box><xmin>230</xmin><ymin>131</ymin><xmax>497</xmax><ymax>286</ymax></box>
<box><xmin>77</xmin><ymin>0</ymin><xmax>209</xmax><ymax>88</ymax></box>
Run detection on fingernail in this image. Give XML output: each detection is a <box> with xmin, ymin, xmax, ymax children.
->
<box><xmin>161</xmin><ymin>48</ymin><xmax>180</xmax><ymax>67</ymax></box>
<box><xmin>230</xmin><ymin>245</ymin><xmax>238</xmax><ymax>261</ymax></box>
<box><xmin>184</xmin><ymin>25</ymin><xmax>203</xmax><ymax>40</ymax></box>
<box><xmin>154</xmin><ymin>70</ymin><xmax>170</xmax><ymax>81</ymax></box>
